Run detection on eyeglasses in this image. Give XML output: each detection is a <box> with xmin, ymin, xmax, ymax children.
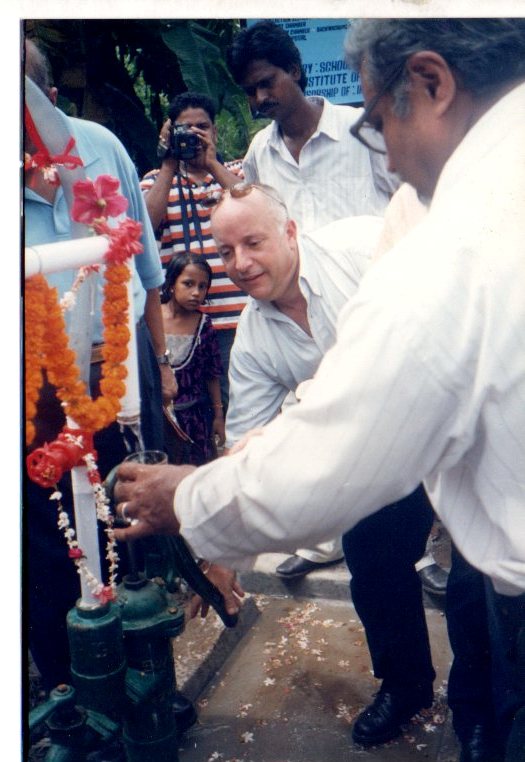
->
<box><xmin>350</xmin><ymin>64</ymin><xmax>405</xmax><ymax>154</ymax></box>
<box><xmin>201</xmin><ymin>182</ymin><xmax>288</xmax><ymax>213</ymax></box>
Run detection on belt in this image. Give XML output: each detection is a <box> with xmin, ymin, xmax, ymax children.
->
<box><xmin>91</xmin><ymin>343</ymin><xmax>105</xmax><ymax>364</ymax></box>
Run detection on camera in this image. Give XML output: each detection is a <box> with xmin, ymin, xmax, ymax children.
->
<box><xmin>157</xmin><ymin>123</ymin><xmax>201</xmax><ymax>161</ymax></box>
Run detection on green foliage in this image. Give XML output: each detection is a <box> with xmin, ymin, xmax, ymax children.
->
<box><xmin>25</xmin><ymin>19</ymin><xmax>265</xmax><ymax>176</ymax></box>
<box><xmin>216</xmin><ymin>100</ymin><xmax>270</xmax><ymax>162</ymax></box>
<box><xmin>160</xmin><ymin>20</ymin><xmax>267</xmax><ymax>163</ymax></box>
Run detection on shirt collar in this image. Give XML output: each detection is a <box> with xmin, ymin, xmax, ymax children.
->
<box><xmin>24</xmin><ymin>109</ymin><xmax>97</xmax><ymax>204</ymax></box>
<box><xmin>298</xmin><ymin>236</ymin><xmax>322</xmax><ymax>297</ymax></box>
<box><xmin>56</xmin><ymin>109</ymin><xmax>99</xmax><ymax>170</ymax></box>
<box><xmin>433</xmin><ymin>81</ymin><xmax>525</xmax><ymax>205</ymax></box>
<box><xmin>268</xmin><ymin>96</ymin><xmax>342</xmax><ymax>149</ymax></box>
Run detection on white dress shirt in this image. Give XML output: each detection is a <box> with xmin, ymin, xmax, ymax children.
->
<box><xmin>243</xmin><ymin>97</ymin><xmax>398</xmax><ymax>231</ymax></box>
<box><xmin>225</xmin><ymin>215</ymin><xmax>382</xmax><ymax>448</ymax></box>
<box><xmin>176</xmin><ymin>83</ymin><xmax>525</xmax><ymax>597</ymax></box>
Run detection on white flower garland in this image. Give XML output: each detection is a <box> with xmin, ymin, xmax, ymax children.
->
<box><xmin>49</xmin><ymin>443</ymin><xmax>120</xmax><ymax>604</ymax></box>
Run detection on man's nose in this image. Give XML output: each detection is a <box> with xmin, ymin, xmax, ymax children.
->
<box><xmin>254</xmin><ymin>88</ymin><xmax>268</xmax><ymax>107</ymax></box>
<box><xmin>234</xmin><ymin>247</ymin><xmax>253</xmax><ymax>271</ymax></box>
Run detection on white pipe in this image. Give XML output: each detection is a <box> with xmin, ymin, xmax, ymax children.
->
<box><xmin>119</xmin><ymin>264</ymin><xmax>141</xmax><ymax>421</ymax></box>
<box><xmin>25</xmin><ymin>236</ymin><xmax>109</xmax><ymax>278</ymax></box>
<box><xmin>70</xmin><ymin>461</ymin><xmax>104</xmax><ymax>607</ymax></box>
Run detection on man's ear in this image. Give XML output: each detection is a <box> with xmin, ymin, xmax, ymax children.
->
<box><xmin>285</xmin><ymin>218</ymin><xmax>298</xmax><ymax>242</ymax></box>
<box><xmin>48</xmin><ymin>86</ymin><xmax>58</xmax><ymax>106</ymax></box>
<box><xmin>288</xmin><ymin>63</ymin><xmax>303</xmax><ymax>85</ymax></box>
<box><xmin>405</xmin><ymin>51</ymin><xmax>456</xmax><ymax>116</ymax></box>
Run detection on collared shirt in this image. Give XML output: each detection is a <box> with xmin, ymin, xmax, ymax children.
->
<box><xmin>140</xmin><ymin>164</ymin><xmax>248</xmax><ymax>330</ymax></box>
<box><xmin>24</xmin><ymin>111</ymin><xmax>163</xmax><ymax>343</ymax></box>
<box><xmin>243</xmin><ymin>96</ymin><xmax>398</xmax><ymax>232</ymax></box>
<box><xmin>225</xmin><ymin>215</ymin><xmax>383</xmax><ymax>447</ymax></box>
<box><xmin>175</xmin><ymin>82</ymin><xmax>525</xmax><ymax>597</ymax></box>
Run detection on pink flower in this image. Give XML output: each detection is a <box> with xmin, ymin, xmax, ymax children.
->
<box><xmin>104</xmin><ymin>218</ymin><xmax>143</xmax><ymax>264</ymax></box>
<box><xmin>71</xmin><ymin>175</ymin><xmax>128</xmax><ymax>225</ymax></box>
<box><xmin>95</xmin><ymin>585</ymin><xmax>117</xmax><ymax>605</ymax></box>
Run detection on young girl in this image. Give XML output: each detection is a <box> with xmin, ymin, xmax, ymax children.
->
<box><xmin>160</xmin><ymin>253</ymin><xmax>225</xmax><ymax>466</ymax></box>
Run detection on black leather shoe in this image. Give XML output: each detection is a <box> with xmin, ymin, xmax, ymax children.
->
<box><xmin>275</xmin><ymin>554</ymin><xmax>344</xmax><ymax>579</ymax></box>
<box><xmin>459</xmin><ymin>724</ymin><xmax>503</xmax><ymax>762</ymax></box>
<box><xmin>173</xmin><ymin>690</ymin><xmax>198</xmax><ymax>734</ymax></box>
<box><xmin>418</xmin><ymin>563</ymin><xmax>449</xmax><ymax>596</ymax></box>
<box><xmin>352</xmin><ymin>689</ymin><xmax>433</xmax><ymax>746</ymax></box>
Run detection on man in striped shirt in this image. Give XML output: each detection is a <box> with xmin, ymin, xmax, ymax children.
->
<box><xmin>140</xmin><ymin>92</ymin><xmax>248</xmax><ymax>405</ymax></box>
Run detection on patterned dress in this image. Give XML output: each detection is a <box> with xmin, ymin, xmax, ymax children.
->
<box><xmin>164</xmin><ymin>312</ymin><xmax>223</xmax><ymax>466</ymax></box>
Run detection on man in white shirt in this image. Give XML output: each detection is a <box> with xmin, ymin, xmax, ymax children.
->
<box><xmin>114</xmin><ymin>19</ymin><xmax>525</xmax><ymax>762</ymax></box>
<box><xmin>225</xmin><ymin>20</ymin><xmax>398</xmax><ymax>235</ymax></box>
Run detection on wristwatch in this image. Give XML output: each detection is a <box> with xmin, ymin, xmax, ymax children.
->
<box><xmin>156</xmin><ymin>350</ymin><xmax>170</xmax><ymax>366</ymax></box>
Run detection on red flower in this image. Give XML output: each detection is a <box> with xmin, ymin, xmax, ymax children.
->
<box><xmin>71</xmin><ymin>175</ymin><xmax>128</xmax><ymax>225</ymax></box>
<box><xmin>95</xmin><ymin>586</ymin><xmax>117</xmax><ymax>604</ymax></box>
<box><xmin>68</xmin><ymin>548</ymin><xmax>85</xmax><ymax>559</ymax></box>
<box><xmin>104</xmin><ymin>218</ymin><xmax>143</xmax><ymax>264</ymax></box>
<box><xmin>86</xmin><ymin>469</ymin><xmax>102</xmax><ymax>485</ymax></box>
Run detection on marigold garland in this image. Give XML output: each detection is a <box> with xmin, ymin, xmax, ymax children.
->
<box><xmin>24</xmin><ymin>276</ymin><xmax>47</xmax><ymax>445</ymax></box>
<box><xmin>23</xmin><ymin>128</ymin><xmax>142</xmax><ymax>598</ymax></box>
<box><xmin>24</xmin><ymin>260</ymin><xmax>130</xmax><ymax>446</ymax></box>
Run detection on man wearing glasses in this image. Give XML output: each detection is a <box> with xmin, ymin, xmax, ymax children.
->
<box><xmin>115</xmin><ymin>20</ymin><xmax>525</xmax><ymax>762</ymax></box>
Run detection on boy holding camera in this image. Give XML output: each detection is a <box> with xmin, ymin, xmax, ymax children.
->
<box><xmin>140</xmin><ymin>92</ymin><xmax>247</xmax><ymax>406</ymax></box>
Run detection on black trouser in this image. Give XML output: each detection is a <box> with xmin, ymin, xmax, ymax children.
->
<box><xmin>342</xmin><ymin>485</ymin><xmax>435</xmax><ymax>694</ymax></box>
<box><xmin>447</xmin><ymin>545</ymin><xmax>525</xmax><ymax>759</ymax></box>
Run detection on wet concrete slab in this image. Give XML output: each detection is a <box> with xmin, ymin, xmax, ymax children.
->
<box><xmin>176</xmin><ymin>595</ymin><xmax>459</xmax><ymax>762</ymax></box>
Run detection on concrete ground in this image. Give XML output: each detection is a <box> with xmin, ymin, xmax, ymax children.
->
<box><xmin>28</xmin><ymin>535</ymin><xmax>457</xmax><ymax>761</ymax></box>
<box><xmin>173</xmin><ymin>551</ymin><xmax>460</xmax><ymax>762</ymax></box>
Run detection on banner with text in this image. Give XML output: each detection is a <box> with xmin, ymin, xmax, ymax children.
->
<box><xmin>246</xmin><ymin>19</ymin><xmax>362</xmax><ymax>105</ymax></box>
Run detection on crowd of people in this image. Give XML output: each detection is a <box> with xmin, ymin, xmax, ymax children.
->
<box><xmin>25</xmin><ymin>18</ymin><xmax>525</xmax><ymax>762</ymax></box>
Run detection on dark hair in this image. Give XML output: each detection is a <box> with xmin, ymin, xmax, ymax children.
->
<box><xmin>345</xmin><ymin>18</ymin><xmax>525</xmax><ymax>113</ymax></box>
<box><xmin>25</xmin><ymin>38</ymin><xmax>53</xmax><ymax>94</ymax></box>
<box><xmin>160</xmin><ymin>253</ymin><xmax>213</xmax><ymax>304</ymax></box>
<box><xmin>168</xmin><ymin>92</ymin><xmax>216</xmax><ymax>124</ymax></box>
<box><xmin>227</xmin><ymin>21</ymin><xmax>307</xmax><ymax>92</ymax></box>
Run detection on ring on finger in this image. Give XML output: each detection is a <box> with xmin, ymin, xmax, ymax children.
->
<box><xmin>121</xmin><ymin>501</ymin><xmax>131</xmax><ymax>524</ymax></box>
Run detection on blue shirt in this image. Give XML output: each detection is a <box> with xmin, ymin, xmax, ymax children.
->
<box><xmin>24</xmin><ymin>110</ymin><xmax>163</xmax><ymax>342</ymax></box>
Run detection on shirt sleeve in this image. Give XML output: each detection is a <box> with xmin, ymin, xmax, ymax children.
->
<box><xmin>224</xmin><ymin>160</ymin><xmax>244</xmax><ymax>180</ymax></box>
<box><xmin>111</xmin><ymin>151</ymin><xmax>163</xmax><ymax>291</ymax></box>
<box><xmin>139</xmin><ymin>170</ymin><xmax>157</xmax><ymax>193</ymax></box>
<box><xmin>225</xmin><ymin>323</ymin><xmax>290</xmax><ymax>449</ymax></box>
<box><xmin>174</xmin><ymin>229</ymin><xmax>466</xmax><ymax>568</ymax></box>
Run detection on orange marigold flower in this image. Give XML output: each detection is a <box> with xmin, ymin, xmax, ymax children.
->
<box><xmin>25</xmin><ymin>217</ymin><xmax>131</xmax><ymax>445</ymax></box>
